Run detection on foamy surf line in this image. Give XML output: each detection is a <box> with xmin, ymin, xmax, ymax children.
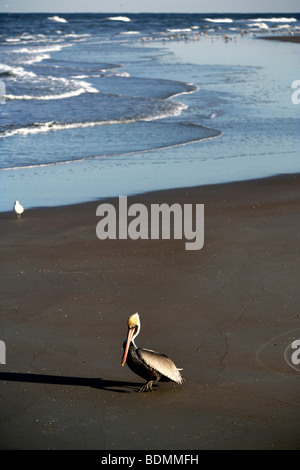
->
<box><xmin>0</xmin><ymin>63</ymin><xmax>37</xmax><ymax>78</ymax></box>
<box><xmin>4</xmin><ymin>78</ymin><xmax>99</xmax><ymax>101</ymax></box>
<box><xmin>11</xmin><ymin>44</ymin><xmax>68</xmax><ymax>54</ymax></box>
<box><xmin>167</xmin><ymin>84</ymin><xmax>199</xmax><ymax>100</ymax></box>
<box><xmin>5</xmin><ymin>87</ymin><xmax>98</xmax><ymax>101</ymax></box>
<box><xmin>1</xmin><ymin>98</ymin><xmax>188</xmax><ymax>137</ymax></box>
<box><xmin>0</xmin><ymin>125</ymin><xmax>222</xmax><ymax>170</ymax></box>
<box><xmin>1</xmin><ymin>118</ymin><xmax>140</xmax><ymax>137</ymax></box>
<box><xmin>1</xmin><ymin>82</ymin><xmax>197</xmax><ymax>137</ymax></box>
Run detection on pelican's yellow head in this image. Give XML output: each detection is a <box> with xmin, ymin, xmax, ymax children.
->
<box><xmin>128</xmin><ymin>312</ymin><xmax>140</xmax><ymax>329</ymax></box>
<box><xmin>122</xmin><ymin>313</ymin><xmax>140</xmax><ymax>366</ymax></box>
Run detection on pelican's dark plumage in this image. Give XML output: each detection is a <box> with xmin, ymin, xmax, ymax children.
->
<box><xmin>121</xmin><ymin>313</ymin><xmax>183</xmax><ymax>392</ymax></box>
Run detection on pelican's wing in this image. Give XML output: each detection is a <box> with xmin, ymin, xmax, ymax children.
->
<box><xmin>137</xmin><ymin>348</ymin><xmax>183</xmax><ymax>384</ymax></box>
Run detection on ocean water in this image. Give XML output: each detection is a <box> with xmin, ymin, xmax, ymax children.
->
<box><xmin>0</xmin><ymin>13</ymin><xmax>299</xmax><ymax>211</ymax></box>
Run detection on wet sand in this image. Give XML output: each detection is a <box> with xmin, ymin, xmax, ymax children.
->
<box><xmin>258</xmin><ymin>35</ymin><xmax>300</xmax><ymax>43</ymax></box>
<box><xmin>0</xmin><ymin>174</ymin><xmax>300</xmax><ymax>450</ymax></box>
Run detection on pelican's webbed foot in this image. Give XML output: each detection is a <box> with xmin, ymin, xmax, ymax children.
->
<box><xmin>138</xmin><ymin>381</ymin><xmax>155</xmax><ymax>392</ymax></box>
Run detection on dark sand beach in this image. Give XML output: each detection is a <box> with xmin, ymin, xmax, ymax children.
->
<box><xmin>259</xmin><ymin>35</ymin><xmax>300</xmax><ymax>43</ymax></box>
<box><xmin>0</xmin><ymin>174</ymin><xmax>299</xmax><ymax>450</ymax></box>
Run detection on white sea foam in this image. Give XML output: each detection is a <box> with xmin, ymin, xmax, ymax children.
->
<box><xmin>75</xmin><ymin>80</ymin><xmax>99</xmax><ymax>93</ymax></box>
<box><xmin>108</xmin><ymin>16</ymin><xmax>131</xmax><ymax>22</ymax></box>
<box><xmin>120</xmin><ymin>31</ymin><xmax>141</xmax><ymax>35</ymax></box>
<box><xmin>21</xmin><ymin>32</ymin><xmax>45</xmax><ymax>38</ymax></box>
<box><xmin>23</xmin><ymin>54</ymin><xmax>51</xmax><ymax>64</ymax></box>
<box><xmin>1</xmin><ymin>98</ymin><xmax>188</xmax><ymax>138</ymax></box>
<box><xmin>248</xmin><ymin>22</ymin><xmax>270</xmax><ymax>30</ymax></box>
<box><xmin>62</xmin><ymin>33</ymin><xmax>91</xmax><ymax>39</ymax></box>
<box><xmin>5</xmin><ymin>79</ymin><xmax>98</xmax><ymax>101</ymax></box>
<box><xmin>4</xmin><ymin>89</ymin><xmax>83</xmax><ymax>101</ymax></box>
<box><xmin>274</xmin><ymin>24</ymin><xmax>292</xmax><ymax>30</ymax></box>
<box><xmin>114</xmin><ymin>72</ymin><xmax>130</xmax><ymax>77</ymax></box>
<box><xmin>48</xmin><ymin>16</ymin><xmax>68</xmax><ymax>23</ymax></box>
<box><xmin>1</xmin><ymin>125</ymin><xmax>222</xmax><ymax>171</ymax></box>
<box><xmin>205</xmin><ymin>18</ymin><xmax>233</xmax><ymax>23</ymax></box>
<box><xmin>13</xmin><ymin>33</ymin><xmax>47</xmax><ymax>43</ymax></box>
<box><xmin>12</xmin><ymin>44</ymin><xmax>66</xmax><ymax>54</ymax></box>
<box><xmin>0</xmin><ymin>63</ymin><xmax>36</xmax><ymax>78</ymax></box>
<box><xmin>1</xmin><ymin>119</ymin><xmax>136</xmax><ymax>138</ymax></box>
<box><xmin>250</xmin><ymin>17</ymin><xmax>297</xmax><ymax>23</ymax></box>
<box><xmin>167</xmin><ymin>28</ymin><xmax>192</xmax><ymax>33</ymax></box>
<box><xmin>5</xmin><ymin>38</ymin><xmax>21</xmax><ymax>43</ymax></box>
<box><xmin>11</xmin><ymin>43</ymin><xmax>72</xmax><ymax>65</ymax></box>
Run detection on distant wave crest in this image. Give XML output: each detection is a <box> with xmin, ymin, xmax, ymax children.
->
<box><xmin>249</xmin><ymin>17</ymin><xmax>297</xmax><ymax>23</ymax></box>
<box><xmin>107</xmin><ymin>16</ymin><xmax>131</xmax><ymax>22</ymax></box>
<box><xmin>48</xmin><ymin>16</ymin><xmax>68</xmax><ymax>23</ymax></box>
<box><xmin>205</xmin><ymin>18</ymin><xmax>233</xmax><ymax>23</ymax></box>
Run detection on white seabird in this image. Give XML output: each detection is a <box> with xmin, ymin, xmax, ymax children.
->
<box><xmin>14</xmin><ymin>200</ymin><xmax>24</xmax><ymax>219</ymax></box>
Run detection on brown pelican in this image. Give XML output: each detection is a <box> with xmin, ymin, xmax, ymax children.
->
<box><xmin>121</xmin><ymin>313</ymin><xmax>183</xmax><ymax>392</ymax></box>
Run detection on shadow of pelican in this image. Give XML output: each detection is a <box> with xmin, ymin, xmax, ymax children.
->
<box><xmin>0</xmin><ymin>372</ymin><xmax>139</xmax><ymax>393</ymax></box>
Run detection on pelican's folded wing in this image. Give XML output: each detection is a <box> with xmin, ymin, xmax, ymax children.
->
<box><xmin>137</xmin><ymin>348</ymin><xmax>183</xmax><ymax>384</ymax></box>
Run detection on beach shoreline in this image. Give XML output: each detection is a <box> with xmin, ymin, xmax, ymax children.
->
<box><xmin>258</xmin><ymin>34</ymin><xmax>300</xmax><ymax>43</ymax></box>
<box><xmin>1</xmin><ymin>21</ymin><xmax>299</xmax><ymax>212</ymax></box>
<box><xmin>1</xmin><ymin>173</ymin><xmax>299</xmax><ymax>450</ymax></box>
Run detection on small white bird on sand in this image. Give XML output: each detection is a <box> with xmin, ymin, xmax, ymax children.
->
<box><xmin>14</xmin><ymin>200</ymin><xmax>24</xmax><ymax>219</ymax></box>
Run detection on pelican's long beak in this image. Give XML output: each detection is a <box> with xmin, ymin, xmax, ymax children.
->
<box><xmin>121</xmin><ymin>327</ymin><xmax>135</xmax><ymax>366</ymax></box>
